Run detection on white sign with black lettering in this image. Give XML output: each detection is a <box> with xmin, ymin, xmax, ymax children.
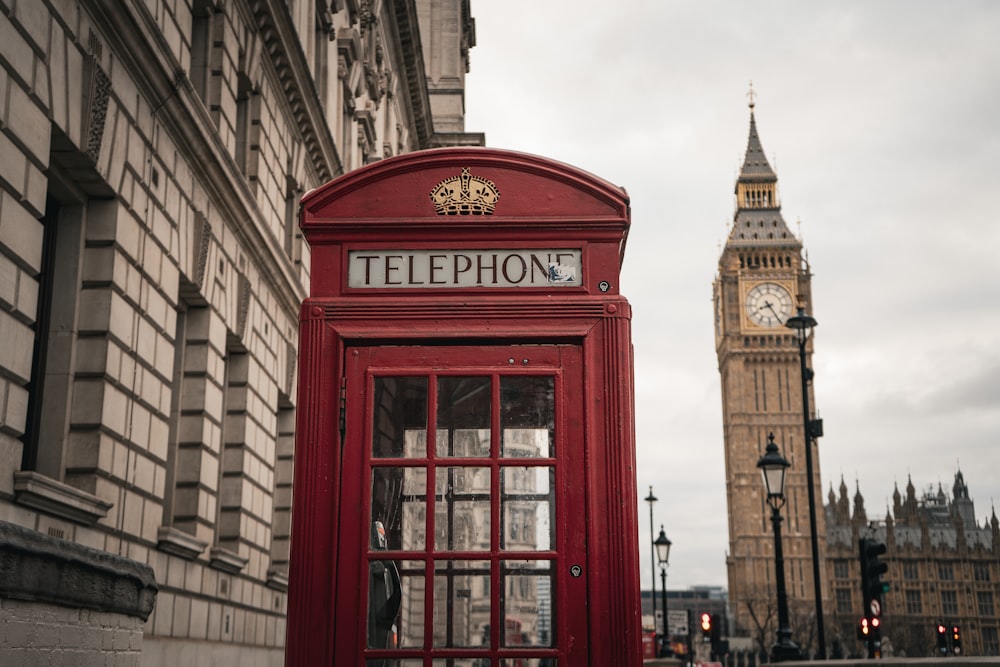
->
<box><xmin>348</xmin><ymin>249</ymin><xmax>582</xmax><ymax>288</ymax></box>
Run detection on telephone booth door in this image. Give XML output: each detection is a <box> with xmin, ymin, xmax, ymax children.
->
<box><xmin>337</xmin><ymin>344</ymin><xmax>587</xmax><ymax>666</ymax></box>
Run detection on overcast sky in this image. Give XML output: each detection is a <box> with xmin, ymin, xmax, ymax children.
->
<box><xmin>464</xmin><ymin>1</ymin><xmax>1000</xmax><ymax>591</ymax></box>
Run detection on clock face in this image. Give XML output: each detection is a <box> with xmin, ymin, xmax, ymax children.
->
<box><xmin>745</xmin><ymin>283</ymin><xmax>793</xmax><ymax>327</ymax></box>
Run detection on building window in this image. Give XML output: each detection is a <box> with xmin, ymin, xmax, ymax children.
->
<box><xmin>161</xmin><ymin>299</ymin><xmax>216</xmax><ymax>549</ymax></box>
<box><xmin>835</xmin><ymin>588</ymin><xmax>853</xmax><ymax>613</ymax></box>
<box><xmin>979</xmin><ymin>591</ymin><xmax>995</xmax><ymax>617</ymax></box>
<box><xmin>834</xmin><ymin>561</ymin><xmax>849</xmax><ymax>579</ymax></box>
<box><xmin>190</xmin><ymin>0</ymin><xmax>219</xmax><ymax>102</ymax></box>
<box><xmin>235</xmin><ymin>72</ymin><xmax>258</xmax><ymax>176</ymax></box>
<box><xmin>905</xmin><ymin>589</ymin><xmax>922</xmax><ymax>614</ymax></box>
<box><xmin>983</xmin><ymin>627</ymin><xmax>999</xmax><ymax>656</ymax></box>
<box><xmin>22</xmin><ymin>195</ymin><xmax>68</xmax><ymax>475</ymax></box>
<box><xmin>975</xmin><ymin>563</ymin><xmax>992</xmax><ymax>582</ymax></box>
<box><xmin>941</xmin><ymin>590</ymin><xmax>959</xmax><ymax>616</ymax></box>
<box><xmin>268</xmin><ymin>398</ymin><xmax>296</xmax><ymax>585</ymax></box>
<box><xmin>903</xmin><ymin>561</ymin><xmax>919</xmax><ymax>581</ymax></box>
<box><xmin>938</xmin><ymin>563</ymin><xmax>955</xmax><ymax>581</ymax></box>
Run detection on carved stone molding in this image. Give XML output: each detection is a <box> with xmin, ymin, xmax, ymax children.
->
<box><xmin>0</xmin><ymin>520</ymin><xmax>157</xmax><ymax>621</ymax></box>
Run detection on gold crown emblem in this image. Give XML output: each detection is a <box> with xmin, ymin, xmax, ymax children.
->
<box><xmin>429</xmin><ymin>167</ymin><xmax>500</xmax><ymax>215</ymax></box>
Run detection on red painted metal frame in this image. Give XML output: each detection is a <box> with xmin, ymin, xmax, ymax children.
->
<box><xmin>288</xmin><ymin>148</ymin><xmax>640</xmax><ymax>666</ymax></box>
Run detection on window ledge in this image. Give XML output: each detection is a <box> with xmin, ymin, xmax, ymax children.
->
<box><xmin>267</xmin><ymin>567</ymin><xmax>289</xmax><ymax>592</ymax></box>
<box><xmin>209</xmin><ymin>546</ymin><xmax>248</xmax><ymax>574</ymax></box>
<box><xmin>13</xmin><ymin>471</ymin><xmax>113</xmax><ymax>525</ymax></box>
<box><xmin>156</xmin><ymin>526</ymin><xmax>208</xmax><ymax>560</ymax></box>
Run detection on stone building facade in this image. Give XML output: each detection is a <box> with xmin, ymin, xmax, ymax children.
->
<box><xmin>713</xmin><ymin>99</ymin><xmax>828</xmax><ymax>652</ymax></box>
<box><xmin>825</xmin><ymin>471</ymin><xmax>1000</xmax><ymax>658</ymax></box>
<box><xmin>0</xmin><ymin>0</ymin><xmax>480</xmax><ymax>663</ymax></box>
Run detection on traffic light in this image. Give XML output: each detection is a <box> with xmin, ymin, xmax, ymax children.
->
<box><xmin>857</xmin><ymin>617</ymin><xmax>870</xmax><ymax>640</ymax></box>
<box><xmin>937</xmin><ymin>623</ymin><xmax>949</xmax><ymax>654</ymax></box>
<box><xmin>859</xmin><ymin>537</ymin><xmax>889</xmax><ymax>613</ymax></box>
<box><xmin>700</xmin><ymin>612</ymin><xmax>712</xmax><ymax>641</ymax></box>
<box><xmin>952</xmin><ymin>625</ymin><xmax>962</xmax><ymax>655</ymax></box>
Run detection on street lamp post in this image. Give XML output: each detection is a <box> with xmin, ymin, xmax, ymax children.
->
<box><xmin>655</xmin><ymin>526</ymin><xmax>672</xmax><ymax>657</ymax></box>
<box><xmin>758</xmin><ymin>432</ymin><xmax>803</xmax><ymax>663</ymax></box>
<box><xmin>785</xmin><ymin>305</ymin><xmax>826</xmax><ymax>659</ymax></box>
<box><xmin>644</xmin><ymin>487</ymin><xmax>659</xmax><ymax>645</ymax></box>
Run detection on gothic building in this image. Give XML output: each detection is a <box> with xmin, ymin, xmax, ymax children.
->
<box><xmin>713</xmin><ymin>98</ymin><xmax>828</xmax><ymax>652</ymax></box>
<box><xmin>825</xmin><ymin>471</ymin><xmax>1000</xmax><ymax>657</ymax></box>
<box><xmin>0</xmin><ymin>1</ymin><xmax>479</xmax><ymax>664</ymax></box>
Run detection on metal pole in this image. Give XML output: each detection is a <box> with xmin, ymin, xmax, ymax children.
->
<box><xmin>797</xmin><ymin>333</ymin><xmax>827</xmax><ymax>659</ymax></box>
<box><xmin>645</xmin><ymin>487</ymin><xmax>658</xmax><ymax>642</ymax></box>
<box><xmin>770</xmin><ymin>504</ymin><xmax>801</xmax><ymax>662</ymax></box>
<box><xmin>660</xmin><ymin>566</ymin><xmax>669</xmax><ymax>656</ymax></box>
<box><xmin>687</xmin><ymin>608</ymin><xmax>694</xmax><ymax>667</ymax></box>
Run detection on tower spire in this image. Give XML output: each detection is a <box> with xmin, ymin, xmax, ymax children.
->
<box><xmin>728</xmin><ymin>90</ymin><xmax>796</xmax><ymax>246</ymax></box>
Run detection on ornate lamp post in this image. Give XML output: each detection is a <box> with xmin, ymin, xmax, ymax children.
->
<box><xmin>654</xmin><ymin>526</ymin><xmax>672</xmax><ymax>657</ymax></box>
<box><xmin>757</xmin><ymin>433</ymin><xmax>802</xmax><ymax>662</ymax></box>
<box><xmin>785</xmin><ymin>305</ymin><xmax>826</xmax><ymax>659</ymax></box>
<box><xmin>644</xmin><ymin>487</ymin><xmax>659</xmax><ymax>644</ymax></box>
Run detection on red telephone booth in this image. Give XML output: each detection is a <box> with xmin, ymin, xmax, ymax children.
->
<box><xmin>287</xmin><ymin>148</ymin><xmax>641</xmax><ymax>666</ymax></box>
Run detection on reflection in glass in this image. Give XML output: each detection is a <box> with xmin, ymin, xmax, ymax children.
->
<box><xmin>502</xmin><ymin>560</ymin><xmax>554</xmax><ymax>648</ymax></box>
<box><xmin>433</xmin><ymin>560</ymin><xmax>491</xmax><ymax>648</ymax></box>
<box><xmin>437</xmin><ymin>376</ymin><xmax>491</xmax><ymax>457</ymax></box>
<box><xmin>373</xmin><ymin>377</ymin><xmax>428</xmax><ymax>458</ymax></box>
<box><xmin>499</xmin><ymin>660</ymin><xmax>555</xmax><ymax>667</ymax></box>
<box><xmin>371</xmin><ymin>467</ymin><xmax>426</xmax><ymax>551</ymax></box>
<box><xmin>437</xmin><ymin>428</ymin><xmax>491</xmax><ymax>458</ymax></box>
<box><xmin>435</xmin><ymin>467</ymin><xmax>490</xmax><ymax>551</ymax></box>
<box><xmin>502</xmin><ymin>467</ymin><xmax>553</xmax><ymax>551</ymax></box>
<box><xmin>394</xmin><ymin>560</ymin><xmax>426</xmax><ymax>649</ymax></box>
<box><xmin>501</xmin><ymin>376</ymin><xmax>554</xmax><ymax>457</ymax></box>
<box><xmin>368</xmin><ymin>559</ymin><xmax>424</xmax><ymax>651</ymax></box>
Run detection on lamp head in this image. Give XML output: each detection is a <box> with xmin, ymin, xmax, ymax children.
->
<box><xmin>654</xmin><ymin>526</ymin><xmax>672</xmax><ymax>565</ymax></box>
<box><xmin>757</xmin><ymin>432</ymin><xmax>790</xmax><ymax>504</ymax></box>
<box><xmin>784</xmin><ymin>306</ymin><xmax>818</xmax><ymax>343</ymax></box>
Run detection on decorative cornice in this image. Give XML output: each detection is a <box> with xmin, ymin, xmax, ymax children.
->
<box><xmin>252</xmin><ymin>0</ymin><xmax>343</xmax><ymax>180</ymax></box>
<box><xmin>389</xmin><ymin>0</ymin><xmax>434</xmax><ymax>149</ymax></box>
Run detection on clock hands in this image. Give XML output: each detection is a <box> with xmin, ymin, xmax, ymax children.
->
<box><xmin>759</xmin><ymin>300</ymin><xmax>786</xmax><ymax>324</ymax></box>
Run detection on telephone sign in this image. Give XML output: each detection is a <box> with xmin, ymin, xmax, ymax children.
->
<box><xmin>286</xmin><ymin>148</ymin><xmax>640</xmax><ymax>667</ymax></box>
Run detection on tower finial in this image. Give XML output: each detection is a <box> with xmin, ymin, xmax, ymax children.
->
<box><xmin>747</xmin><ymin>81</ymin><xmax>756</xmax><ymax>110</ymax></box>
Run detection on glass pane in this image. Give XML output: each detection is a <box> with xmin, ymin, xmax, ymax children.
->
<box><xmin>502</xmin><ymin>560</ymin><xmax>554</xmax><ymax>648</ymax></box>
<box><xmin>372</xmin><ymin>467</ymin><xmax>427</xmax><ymax>551</ymax></box>
<box><xmin>435</xmin><ymin>467</ymin><xmax>491</xmax><ymax>551</ymax></box>
<box><xmin>437</xmin><ymin>376</ymin><xmax>491</xmax><ymax>457</ymax></box>
<box><xmin>433</xmin><ymin>661</ymin><xmax>490</xmax><ymax>667</ymax></box>
<box><xmin>502</xmin><ymin>467</ymin><xmax>553</xmax><ymax>551</ymax></box>
<box><xmin>499</xmin><ymin>660</ymin><xmax>555</xmax><ymax>667</ymax></box>
<box><xmin>368</xmin><ymin>560</ymin><xmax>424</xmax><ymax>650</ymax></box>
<box><xmin>501</xmin><ymin>377</ymin><xmax>554</xmax><ymax>457</ymax></box>
<box><xmin>373</xmin><ymin>377</ymin><xmax>428</xmax><ymax>458</ymax></box>
<box><xmin>369</xmin><ymin>661</ymin><xmax>424</xmax><ymax>667</ymax></box>
<box><xmin>433</xmin><ymin>560</ymin><xmax>491</xmax><ymax>648</ymax></box>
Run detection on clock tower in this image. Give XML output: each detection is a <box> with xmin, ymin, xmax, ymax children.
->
<box><xmin>713</xmin><ymin>98</ymin><xmax>828</xmax><ymax>642</ymax></box>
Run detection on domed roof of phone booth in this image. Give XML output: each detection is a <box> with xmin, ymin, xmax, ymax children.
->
<box><xmin>300</xmin><ymin>147</ymin><xmax>630</xmax><ymax>233</ymax></box>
